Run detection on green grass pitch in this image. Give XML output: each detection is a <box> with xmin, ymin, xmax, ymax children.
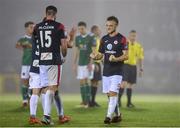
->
<box><xmin>0</xmin><ymin>94</ymin><xmax>180</xmax><ymax>127</ymax></box>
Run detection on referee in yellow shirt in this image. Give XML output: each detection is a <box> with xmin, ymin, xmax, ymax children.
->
<box><xmin>118</xmin><ymin>30</ymin><xmax>144</xmax><ymax>108</ymax></box>
<box><xmin>90</xmin><ymin>25</ymin><xmax>102</xmax><ymax>107</ymax></box>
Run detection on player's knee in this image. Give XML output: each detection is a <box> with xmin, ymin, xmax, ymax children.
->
<box><xmin>109</xmin><ymin>91</ymin><xmax>117</xmax><ymax>96</ymax></box>
<box><xmin>127</xmin><ymin>83</ymin><xmax>133</xmax><ymax>89</ymax></box>
<box><xmin>32</xmin><ymin>88</ymin><xmax>40</xmax><ymax>95</ymax></box>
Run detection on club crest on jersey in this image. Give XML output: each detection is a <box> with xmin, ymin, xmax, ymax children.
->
<box><xmin>107</xmin><ymin>44</ymin><xmax>112</xmax><ymax>50</ymax></box>
<box><xmin>114</xmin><ymin>40</ymin><xmax>118</xmax><ymax>45</ymax></box>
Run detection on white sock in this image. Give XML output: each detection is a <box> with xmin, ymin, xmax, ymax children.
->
<box><xmin>44</xmin><ymin>90</ymin><xmax>54</xmax><ymax>116</ymax></box>
<box><xmin>41</xmin><ymin>93</ymin><xmax>45</xmax><ymax>111</ymax></box>
<box><xmin>107</xmin><ymin>96</ymin><xmax>118</xmax><ymax>118</ymax></box>
<box><xmin>30</xmin><ymin>95</ymin><xmax>39</xmax><ymax>117</ymax></box>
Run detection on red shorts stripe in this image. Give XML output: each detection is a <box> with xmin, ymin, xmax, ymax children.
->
<box><xmin>57</xmin><ymin>65</ymin><xmax>61</xmax><ymax>86</ymax></box>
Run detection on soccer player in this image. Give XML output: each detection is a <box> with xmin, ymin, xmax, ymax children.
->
<box><xmin>118</xmin><ymin>30</ymin><xmax>144</xmax><ymax>108</ymax></box>
<box><xmin>90</xmin><ymin>16</ymin><xmax>128</xmax><ymax>124</ymax></box>
<box><xmin>73</xmin><ymin>21</ymin><xmax>96</xmax><ymax>108</ymax></box>
<box><xmin>29</xmin><ymin>9</ymin><xmax>76</xmax><ymax>125</ymax></box>
<box><xmin>28</xmin><ymin>31</ymin><xmax>42</xmax><ymax>124</ymax></box>
<box><xmin>16</xmin><ymin>21</ymin><xmax>34</xmax><ymax>107</ymax></box>
<box><xmin>33</xmin><ymin>5</ymin><xmax>68</xmax><ymax>125</ymax></box>
<box><xmin>90</xmin><ymin>25</ymin><xmax>102</xmax><ymax>107</ymax></box>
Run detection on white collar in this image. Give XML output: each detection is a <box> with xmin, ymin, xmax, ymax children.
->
<box><xmin>81</xmin><ymin>34</ymin><xmax>88</xmax><ymax>38</ymax></box>
<box><xmin>24</xmin><ymin>35</ymin><xmax>32</xmax><ymax>39</ymax></box>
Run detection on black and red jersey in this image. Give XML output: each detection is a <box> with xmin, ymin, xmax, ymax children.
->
<box><xmin>33</xmin><ymin>19</ymin><xmax>66</xmax><ymax>65</ymax></box>
<box><xmin>99</xmin><ymin>33</ymin><xmax>128</xmax><ymax>76</ymax></box>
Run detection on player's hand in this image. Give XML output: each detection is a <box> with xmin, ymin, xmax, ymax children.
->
<box><xmin>15</xmin><ymin>43</ymin><xmax>23</xmax><ymax>50</ymax></box>
<box><xmin>70</xmin><ymin>27</ymin><xmax>77</xmax><ymax>36</ymax></box>
<box><xmin>90</xmin><ymin>52</ymin><xmax>97</xmax><ymax>59</ymax></box>
<box><xmin>109</xmin><ymin>55</ymin><xmax>117</xmax><ymax>62</ymax></box>
<box><xmin>69</xmin><ymin>27</ymin><xmax>77</xmax><ymax>40</ymax></box>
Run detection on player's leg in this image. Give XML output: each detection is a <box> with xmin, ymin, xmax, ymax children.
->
<box><xmin>77</xmin><ymin>66</ymin><xmax>87</xmax><ymax>105</ymax></box>
<box><xmin>29</xmin><ymin>88</ymin><xmax>42</xmax><ymax>124</ymax></box>
<box><xmin>54</xmin><ymin>65</ymin><xmax>71</xmax><ymax>123</ymax></box>
<box><xmin>20</xmin><ymin>65</ymin><xmax>30</xmax><ymax>107</ymax></box>
<box><xmin>91</xmin><ymin>63</ymin><xmax>101</xmax><ymax>107</ymax></box>
<box><xmin>104</xmin><ymin>75</ymin><xmax>122</xmax><ymax>124</ymax></box>
<box><xmin>85</xmin><ymin>78</ymin><xmax>91</xmax><ymax>107</ymax></box>
<box><xmin>29</xmin><ymin>72</ymin><xmax>42</xmax><ymax>124</ymax></box>
<box><xmin>85</xmin><ymin>65</ymin><xmax>94</xmax><ymax>107</ymax></box>
<box><xmin>91</xmin><ymin>80</ymin><xmax>97</xmax><ymax>106</ymax></box>
<box><xmin>126</xmin><ymin>83</ymin><xmax>134</xmax><ymax>107</ymax></box>
<box><xmin>54</xmin><ymin>84</ymin><xmax>71</xmax><ymax>124</ymax></box>
<box><xmin>40</xmin><ymin>65</ymin><xmax>58</xmax><ymax>125</ymax></box>
<box><xmin>118</xmin><ymin>81</ymin><xmax>126</xmax><ymax>107</ymax></box>
<box><xmin>126</xmin><ymin>65</ymin><xmax>137</xmax><ymax>108</ymax></box>
<box><xmin>118</xmin><ymin>64</ymin><xmax>128</xmax><ymax>107</ymax></box>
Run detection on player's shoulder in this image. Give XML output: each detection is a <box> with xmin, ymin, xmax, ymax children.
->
<box><xmin>76</xmin><ymin>34</ymin><xmax>81</xmax><ymax>39</ymax></box>
<box><xmin>117</xmin><ymin>33</ymin><xmax>127</xmax><ymax>44</ymax></box>
<box><xmin>135</xmin><ymin>41</ymin><xmax>143</xmax><ymax>47</ymax></box>
<box><xmin>54</xmin><ymin>21</ymin><xmax>65</xmax><ymax>30</ymax></box>
<box><xmin>117</xmin><ymin>33</ymin><xmax>126</xmax><ymax>40</ymax></box>
<box><xmin>101</xmin><ymin>34</ymin><xmax>109</xmax><ymax>41</ymax></box>
<box><xmin>87</xmin><ymin>33</ymin><xmax>95</xmax><ymax>40</ymax></box>
<box><xmin>89</xmin><ymin>33</ymin><xmax>94</xmax><ymax>37</ymax></box>
<box><xmin>18</xmin><ymin>35</ymin><xmax>27</xmax><ymax>42</ymax></box>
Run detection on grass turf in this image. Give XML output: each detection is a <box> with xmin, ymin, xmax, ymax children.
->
<box><xmin>0</xmin><ymin>94</ymin><xmax>180</xmax><ymax>127</ymax></box>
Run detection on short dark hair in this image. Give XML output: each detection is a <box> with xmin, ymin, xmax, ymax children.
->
<box><xmin>78</xmin><ymin>21</ymin><xmax>87</xmax><ymax>27</ymax></box>
<box><xmin>46</xmin><ymin>5</ymin><xmax>57</xmax><ymax>16</ymax></box>
<box><xmin>91</xmin><ymin>25</ymin><xmax>98</xmax><ymax>32</ymax></box>
<box><xmin>24</xmin><ymin>21</ymin><xmax>34</xmax><ymax>28</ymax></box>
<box><xmin>107</xmin><ymin>16</ymin><xmax>119</xmax><ymax>25</ymax></box>
<box><xmin>130</xmin><ymin>30</ymin><xmax>137</xmax><ymax>33</ymax></box>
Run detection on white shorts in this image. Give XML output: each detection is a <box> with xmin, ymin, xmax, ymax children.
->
<box><xmin>21</xmin><ymin>65</ymin><xmax>30</xmax><ymax>79</ymax></box>
<box><xmin>77</xmin><ymin>65</ymin><xmax>94</xmax><ymax>80</ymax></box>
<box><xmin>39</xmin><ymin>65</ymin><xmax>61</xmax><ymax>87</ymax></box>
<box><xmin>29</xmin><ymin>72</ymin><xmax>41</xmax><ymax>89</ymax></box>
<box><xmin>102</xmin><ymin>75</ymin><xmax>123</xmax><ymax>93</ymax></box>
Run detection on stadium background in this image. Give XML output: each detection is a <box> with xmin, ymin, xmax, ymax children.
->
<box><xmin>0</xmin><ymin>0</ymin><xmax>180</xmax><ymax>94</ymax></box>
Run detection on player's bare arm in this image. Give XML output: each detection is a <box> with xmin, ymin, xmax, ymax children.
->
<box><xmin>61</xmin><ymin>38</ymin><xmax>68</xmax><ymax>57</ymax></box>
<box><xmin>16</xmin><ymin>41</ymin><xmax>32</xmax><ymax>49</ymax></box>
<box><xmin>15</xmin><ymin>42</ymin><xmax>23</xmax><ymax>49</ymax></box>
<box><xmin>109</xmin><ymin>50</ymin><xmax>128</xmax><ymax>62</ymax></box>
<box><xmin>87</xmin><ymin>46</ymin><xmax>96</xmax><ymax>71</ymax></box>
<box><xmin>73</xmin><ymin>47</ymin><xmax>79</xmax><ymax>73</ymax></box>
<box><xmin>67</xmin><ymin>27</ymin><xmax>77</xmax><ymax>48</ymax></box>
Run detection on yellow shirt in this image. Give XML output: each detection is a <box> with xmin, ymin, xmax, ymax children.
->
<box><xmin>94</xmin><ymin>37</ymin><xmax>102</xmax><ymax>63</ymax></box>
<box><xmin>124</xmin><ymin>40</ymin><xmax>144</xmax><ymax>65</ymax></box>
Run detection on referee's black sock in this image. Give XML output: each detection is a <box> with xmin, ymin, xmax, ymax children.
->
<box><xmin>127</xmin><ymin>88</ymin><xmax>132</xmax><ymax>105</ymax></box>
<box><xmin>118</xmin><ymin>88</ymin><xmax>124</xmax><ymax>107</ymax></box>
<box><xmin>91</xmin><ymin>86</ymin><xmax>97</xmax><ymax>104</ymax></box>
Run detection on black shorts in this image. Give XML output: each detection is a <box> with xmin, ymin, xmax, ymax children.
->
<box><xmin>92</xmin><ymin>62</ymin><xmax>102</xmax><ymax>81</ymax></box>
<box><xmin>122</xmin><ymin>64</ymin><xmax>137</xmax><ymax>84</ymax></box>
